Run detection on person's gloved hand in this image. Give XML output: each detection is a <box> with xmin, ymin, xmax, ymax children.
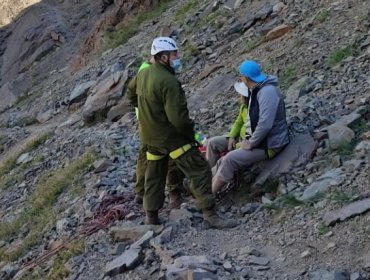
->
<box><xmin>228</xmin><ymin>138</ymin><xmax>236</xmax><ymax>151</ymax></box>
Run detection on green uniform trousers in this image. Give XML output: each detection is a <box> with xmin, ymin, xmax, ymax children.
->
<box><xmin>135</xmin><ymin>144</ymin><xmax>184</xmax><ymax>197</ymax></box>
<box><xmin>144</xmin><ymin>145</ymin><xmax>215</xmax><ymax>211</ymax></box>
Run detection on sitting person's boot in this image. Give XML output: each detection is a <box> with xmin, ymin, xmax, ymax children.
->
<box><xmin>169</xmin><ymin>190</ymin><xmax>183</xmax><ymax>209</ymax></box>
<box><xmin>202</xmin><ymin>207</ymin><xmax>237</xmax><ymax>229</ymax></box>
<box><xmin>134</xmin><ymin>194</ymin><xmax>143</xmax><ymax>205</ymax></box>
<box><xmin>145</xmin><ymin>211</ymin><xmax>160</xmax><ymax>225</ymax></box>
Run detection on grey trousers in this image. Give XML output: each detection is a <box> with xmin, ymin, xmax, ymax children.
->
<box><xmin>205</xmin><ymin>136</ymin><xmax>229</xmax><ymax>168</ymax></box>
<box><xmin>211</xmin><ymin>141</ymin><xmax>268</xmax><ymax>183</ymax></box>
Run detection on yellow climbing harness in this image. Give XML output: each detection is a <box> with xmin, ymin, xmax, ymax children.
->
<box><xmin>146</xmin><ymin>144</ymin><xmax>192</xmax><ymax>161</ymax></box>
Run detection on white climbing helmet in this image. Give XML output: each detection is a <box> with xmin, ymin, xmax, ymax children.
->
<box><xmin>151</xmin><ymin>37</ymin><xmax>178</xmax><ymax>55</ymax></box>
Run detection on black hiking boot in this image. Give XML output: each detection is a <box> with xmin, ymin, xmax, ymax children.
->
<box><xmin>145</xmin><ymin>211</ymin><xmax>160</xmax><ymax>225</ymax></box>
<box><xmin>202</xmin><ymin>207</ymin><xmax>237</xmax><ymax>229</ymax></box>
<box><xmin>169</xmin><ymin>190</ymin><xmax>183</xmax><ymax>209</ymax></box>
<box><xmin>134</xmin><ymin>194</ymin><xmax>143</xmax><ymax>205</ymax></box>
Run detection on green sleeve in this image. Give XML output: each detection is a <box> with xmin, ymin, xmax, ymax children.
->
<box><xmin>163</xmin><ymin>78</ymin><xmax>194</xmax><ymax>142</ymax></box>
<box><xmin>228</xmin><ymin>105</ymin><xmax>244</xmax><ymax>138</ymax></box>
<box><xmin>126</xmin><ymin>76</ymin><xmax>138</xmax><ymax>108</ymax></box>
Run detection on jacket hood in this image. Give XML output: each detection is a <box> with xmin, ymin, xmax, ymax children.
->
<box><xmin>259</xmin><ymin>75</ymin><xmax>279</xmax><ymax>87</ymax></box>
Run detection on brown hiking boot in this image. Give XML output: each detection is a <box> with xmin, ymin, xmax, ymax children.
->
<box><xmin>134</xmin><ymin>194</ymin><xmax>143</xmax><ymax>205</ymax></box>
<box><xmin>202</xmin><ymin>207</ymin><xmax>238</xmax><ymax>229</ymax></box>
<box><xmin>145</xmin><ymin>211</ymin><xmax>160</xmax><ymax>225</ymax></box>
<box><xmin>169</xmin><ymin>190</ymin><xmax>183</xmax><ymax>209</ymax></box>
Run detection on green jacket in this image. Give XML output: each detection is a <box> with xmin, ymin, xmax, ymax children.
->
<box><xmin>128</xmin><ymin>62</ymin><xmax>194</xmax><ymax>149</ymax></box>
<box><xmin>126</xmin><ymin>61</ymin><xmax>152</xmax><ymax>109</ymax></box>
<box><xmin>228</xmin><ymin>104</ymin><xmax>249</xmax><ymax>140</ymax></box>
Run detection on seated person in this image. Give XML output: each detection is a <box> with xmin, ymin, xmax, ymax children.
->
<box><xmin>206</xmin><ymin>81</ymin><xmax>250</xmax><ymax>168</ymax></box>
<box><xmin>211</xmin><ymin>60</ymin><xmax>290</xmax><ymax>194</ymax></box>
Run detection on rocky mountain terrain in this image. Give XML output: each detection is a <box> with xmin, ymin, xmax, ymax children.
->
<box><xmin>0</xmin><ymin>0</ymin><xmax>370</xmax><ymax>279</ymax></box>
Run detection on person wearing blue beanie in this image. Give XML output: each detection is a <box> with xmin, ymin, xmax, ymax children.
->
<box><xmin>212</xmin><ymin>60</ymin><xmax>290</xmax><ymax>195</ymax></box>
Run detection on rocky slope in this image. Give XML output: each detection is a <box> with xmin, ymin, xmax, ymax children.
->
<box><xmin>1</xmin><ymin>0</ymin><xmax>370</xmax><ymax>279</ymax></box>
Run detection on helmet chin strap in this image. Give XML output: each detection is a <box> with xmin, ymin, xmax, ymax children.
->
<box><xmin>159</xmin><ymin>55</ymin><xmax>172</xmax><ymax>68</ymax></box>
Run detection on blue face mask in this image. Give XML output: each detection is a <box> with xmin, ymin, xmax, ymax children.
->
<box><xmin>170</xmin><ymin>58</ymin><xmax>182</xmax><ymax>72</ymax></box>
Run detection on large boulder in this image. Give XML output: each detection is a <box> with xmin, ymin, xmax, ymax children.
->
<box><xmin>300</xmin><ymin>168</ymin><xmax>346</xmax><ymax>201</ymax></box>
<box><xmin>251</xmin><ymin>133</ymin><xmax>317</xmax><ymax>188</ymax></box>
<box><xmin>285</xmin><ymin>77</ymin><xmax>320</xmax><ymax>104</ymax></box>
<box><xmin>187</xmin><ymin>73</ymin><xmax>234</xmax><ymax>111</ymax></box>
<box><xmin>1</xmin><ymin>3</ymin><xmax>66</xmax><ymax>83</ymax></box>
<box><xmin>69</xmin><ymin>81</ymin><xmax>96</xmax><ymax>105</ymax></box>
<box><xmin>82</xmin><ymin>63</ymin><xmax>128</xmax><ymax>122</ymax></box>
<box><xmin>0</xmin><ymin>82</ymin><xmax>16</xmax><ymax>112</ymax></box>
<box><xmin>327</xmin><ymin>123</ymin><xmax>355</xmax><ymax>150</ymax></box>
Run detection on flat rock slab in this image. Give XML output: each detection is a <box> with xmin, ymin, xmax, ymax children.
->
<box><xmin>300</xmin><ymin>168</ymin><xmax>346</xmax><ymax>201</ymax></box>
<box><xmin>328</xmin><ymin>123</ymin><xmax>355</xmax><ymax>150</ymax></box>
<box><xmin>105</xmin><ymin>230</ymin><xmax>154</xmax><ymax>277</ymax></box>
<box><xmin>188</xmin><ymin>269</ymin><xmax>218</xmax><ymax>280</ymax></box>
<box><xmin>0</xmin><ymin>82</ymin><xmax>16</xmax><ymax>113</ymax></box>
<box><xmin>251</xmin><ymin>133</ymin><xmax>316</xmax><ymax>187</ymax></box>
<box><xmin>266</xmin><ymin>24</ymin><xmax>292</xmax><ymax>41</ymax></box>
<box><xmin>248</xmin><ymin>256</ymin><xmax>270</xmax><ymax>266</ymax></box>
<box><xmin>188</xmin><ymin>74</ymin><xmax>235</xmax><ymax>111</ymax></box>
<box><xmin>104</xmin><ymin>247</ymin><xmax>140</xmax><ymax>277</ymax></box>
<box><xmin>167</xmin><ymin>255</ymin><xmax>221</xmax><ymax>280</ymax></box>
<box><xmin>323</xmin><ymin>198</ymin><xmax>370</xmax><ymax>226</ymax></box>
<box><xmin>16</xmin><ymin>153</ymin><xmax>32</xmax><ymax>165</ymax></box>
<box><xmin>169</xmin><ymin>208</ymin><xmax>193</xmax><ymax>222</ymax></box>
<box><xmin>93</xmin><ymin>159</ymin><xmax>114</xmax><ymax>173</ymax></box>
<box><xmin>69</xmin><ymin>80</ymin><xmax>95</xmax><ymax>104</ymax></box>
<box><xmin>110</xmin><ymin>225</ymin><xmax>162</xmax><ymax>242</ymax></box>
<box><xmin>131</xmin><ymin>230</ymin><xmax>154</xmax><ymax>249</ymax></box>
<box><xmin>309</xmin><ymin>269</ymin><xmax>350</xmax><ymax>280</ymax></box>
<box><xmin>198</xmin><ymin>64</ymin><xmax>224</xmax><ymax>80</ymax></box>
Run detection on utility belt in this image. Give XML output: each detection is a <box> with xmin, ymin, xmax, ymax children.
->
<box><xmin>146</xmin><ymin>143</ymin><xmax>193</xmax><ymax>161</ymax></box>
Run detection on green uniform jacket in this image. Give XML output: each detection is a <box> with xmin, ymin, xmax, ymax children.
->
<box><xmin>126</xmin><ymin>61</ymin><xmax>152</xmax><ymax>109</ymax></box>
<box><xmin>128</xmin><ymin>62</ymin><xmax>194</xmax><ymax>149</ymax></box>
<box><xmin>228</xmin><ymin>104</ymin><xmax>248</xmax><ymax>140</ymax></box>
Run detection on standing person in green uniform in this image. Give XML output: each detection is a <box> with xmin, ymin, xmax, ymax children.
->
<box><xmin>126</xmin><ymin>58</ymin><xmax>185</xmax><ymax>209</ymax></box>
<box><xmin>130</xmin><ymin>36</ymin><xmax>237</xmax><ymax>228</ymax></box>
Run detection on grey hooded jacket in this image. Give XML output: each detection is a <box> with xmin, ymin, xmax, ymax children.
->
<box><xmin>249</xmin><ymin>75</ymin><xmax>289</xmax><ymax>150</ymax></box>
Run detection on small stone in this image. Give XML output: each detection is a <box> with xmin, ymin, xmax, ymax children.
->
<box><xmin>241</xmin><ymin>203</ymin><xmax>261</xmax><ymax>215</ymax></box>
<box><xmin>323</xmin><ymin>198</ymin><xmax>370</xmax><ymax>226</ymax></box>
<box><xmin>253</xmin><ymin>266</ymin><xmax>270</xmax><ymax>271</ymax></box>
<box><xmin>331</xmin><ymin>155</ymin><xmax>341</xmax><ymax>168</ymax></box>
<box><xmin>16</xmin><ymin>153</ymin><xmax>32</xmax><ymax>164</ymax></box>
<box><xmin>362</xmin><ymin>131</ymin><xmax>370</xmax><ymax>140</ymax></box>
<box><xmin>104</xmin><ymin>248</ymin><xmax>141</xmax><ymax>277</ymax></box>
<box><xmin>37</xmin><ymin>109</ymin><xmax>53</xmax><ymax>123</ymax></box>
<box><xmin>240</xmin><ymin>247</ymin><xmax>261</xmax><ymax>257</ymax></box>
<box><xmin>328</xmin><ymin>123</ymin><xmax>355</xmax><ymax>150</ymax></box>
<box><xmin>266</xmin><ymin>24</ymin><xmax>292</xmax><ymax>41</ymax></box>
<box><xmin>248</xmin><ymin>256</ymin><xmax>270</xmax><ymax>266</ymax></box>
<box><xmin>215</xmin><ymin>111</ymin><xmax>224</xmax><ymax>119</ymax></box>
<box><xmin>223</xmin><ymin>261</ymin><xmax>233</xmax><ymax>272</ymax></box>
<box><xmin>309</xmin><ymin>269</ymin><xmax>350</xmax><ymax>280</ymax></box>
<box><xmin>94</xmin><ymin>159</ymin><xmax>114</xmax><ymax>173</ymax></box>
<box><xmin>241</xmin><ymin>268</ymin><xmax>249</xmax><ymax>278</ymax></box>
<box><xmin>363</xmin><ymin>261</ymin><xmax>370</xmax><ymax>270</ymax></box>
<box><xmin>326</xmin><ymin>242</ymin><xmax>336</xmax><ymax>249</ymax></box>
<box><xmin>188</xmin><ymin>270</ymin><xmax>218</xmax><ymax>280</ymax></box>
<box><xmin>113</xmin><ymin>243</ymin><xmax>126</xmax><ymax>255</ymax></box>
<box><xmin>350</xmin><ymin>272</ymin><xmax>360</xmax><ymax>280</ymax></box>
<box><xmin>300</xmin><ymin>250</ymin><xmax>311</xmax><ymax>258</ymax></box>
<box><xmin>273</xmin><ymin>2</ymin><xmax>286</xmax><ymax>13</ymax></box>
<box><xmin>169</xmin><ymin>208</ymin><xmax>192</xmax><ymax>222</ymax></box>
